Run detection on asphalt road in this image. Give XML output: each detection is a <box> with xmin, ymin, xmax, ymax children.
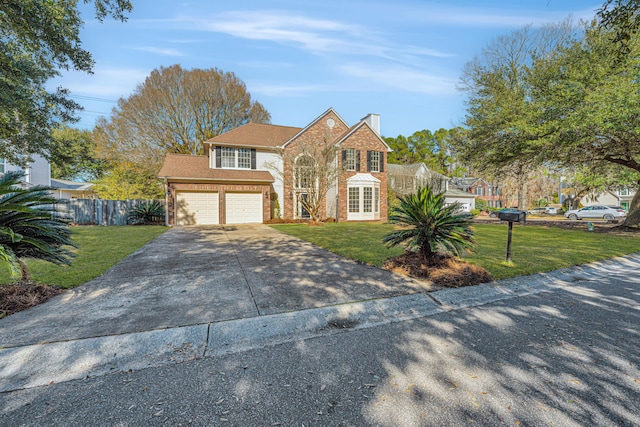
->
<box><xmin>2</xmin><ymin>266</ymin><xmax>639</xmax><ymax>426</ymax></box>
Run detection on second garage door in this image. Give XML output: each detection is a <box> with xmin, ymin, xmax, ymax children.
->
<box><xmin>225</xmin><ymin>192</ymin><xmax>263</xmax><ymax>224</ymax></box>
<box><xmin>176</xmin><ymin>191</ymin><xmax>219</xmax><ymax>225</ymax></box>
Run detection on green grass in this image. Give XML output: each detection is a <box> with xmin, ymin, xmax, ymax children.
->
<box><xmin>271</xmin><ymin>222</ymin><xmax>640</xmax><ymax>280</ymax></box>
<box><xmin>0</xmin><ymin>226</ymin><xmax>167</xmax><ymax>288</ymax></box>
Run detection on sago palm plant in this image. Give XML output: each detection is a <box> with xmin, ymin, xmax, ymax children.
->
<box><xmin>0</xmin><ymin>171</ymin><xmax>76</xmax><ymax>281</ymax></box>
<box><xmin>383</xmin><ymin>186</ymin><xmax>476</xmax><ymax>262</ymax></box>
<box><xmin>127</xmin><ymin>200</ymin><xmax>165</xmax><ymax>224</ymax></box>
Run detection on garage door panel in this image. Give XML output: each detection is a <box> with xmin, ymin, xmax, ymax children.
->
<box><xmin>176</xmin><ymin>192</ymin><xmax>219</xmax><ymax>225</ymax></box>
<box><xmin>226</xmin><ymin>193</ymin><xmax>263</xmax><ymax>224</ymax></box>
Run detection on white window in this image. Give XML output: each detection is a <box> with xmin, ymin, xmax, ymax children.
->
<box><xmin>238</xmin><ymin>148</ymin><xmax>251</xmax><ymax>169</ymax></box>
<box><xmin>363</xmin><ymin>187</ymin><xmax>372</xmax><ymax>213</ymax></box>
<box><xmin>619</xmin><ymin>188</ymin><xmax>630</xmax><ymax>196</ymax></box>
<box><xmin>295</xmin><ymin>155</ymin><xmax>315</xmax><ymax>190</ymax></box>
<box><xmin>0</xmin><ymin>158</ymin><xmax>5</xmax><ymax>174</ymax></box>
<box><xmin>369</xmin><ymin>151</ymin><xmax>380</xmax><ymax>172</ymax></box>
<box><xmin>220</xmin><ymin>147</ymin><xmax>252</xmax><ymax>169</ymax></box>
<box><xmin>344</xmin><ymin>149</ymin><xmax>356</xmax><ymax>171</ymax></box>
<box><xmin>221</xmin><ymin>147</ymin><xmax>236</xmax><ymax>168</ymax></box>
<box><xmin>348</xmin><ymin>188</ymin><xmax>360</xmax><ymax>213</ymax></box>
<box><xmin>374</xmin><ymin>188</ymin><xmax>379</xmax><ymax>213</ymax></box>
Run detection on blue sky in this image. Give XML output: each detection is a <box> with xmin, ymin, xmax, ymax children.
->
<box><xmin>52</xmin><ymin>0</ymin><xmax>601</xmax><ymax>138</ymax></box>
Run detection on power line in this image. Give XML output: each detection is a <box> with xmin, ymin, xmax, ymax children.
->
<box><xmin>69</xmin><ymin>95</ymin><xmax>118</xmax><ymax>103</ymax></box>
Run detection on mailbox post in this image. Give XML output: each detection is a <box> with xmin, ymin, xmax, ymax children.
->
<box><xmin>497</xmin><ymin>210</ymin><xmax>526</xmax><ymax>263</ymax></box>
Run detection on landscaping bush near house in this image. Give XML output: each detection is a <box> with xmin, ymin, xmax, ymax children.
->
<box><xmin>470</xmin><ymin>208</ymin><xmax>481</xmax><ymax>216</ymax></box>
<box><xmin>127</xmin><ymin>200</ymin><xmax>165</xmax><ymax>224</ymax></box>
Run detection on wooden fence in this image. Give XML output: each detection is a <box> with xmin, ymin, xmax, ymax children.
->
<box><xmin>54</xmin><ymin>199</ymin><xmax>165</xmax><ymax>226</ymax></box>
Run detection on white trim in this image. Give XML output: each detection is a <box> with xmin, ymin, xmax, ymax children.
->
<box><xmin>282</xmin><ymin>108</ymin><xmax>349</xmax><ymax>148</ymax></box>
<box><xmin>333</xmin><ymin>121</ymin><xmax>393</xmax><ymax>152</ymax></box>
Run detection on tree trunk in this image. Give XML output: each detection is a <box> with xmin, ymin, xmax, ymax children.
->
<box><xmin>622</xmin><ymin>185</ymin><xmax>640</xmax><ymax>227</ymax></box>
<box><xmin>19</xmin><ymin>259</ymin><xmax>32</xmax><ymax>282</ymax></box>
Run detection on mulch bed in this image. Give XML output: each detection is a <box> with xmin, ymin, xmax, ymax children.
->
<box><xmin>383</xmin><ymin>252</ymin><xmax>493</xmax><ymax>288</ymax></box>
<box><xmin>0</xmin><ymin>282</ymin><xmax>65</xmax><ymax>319</ymax></box>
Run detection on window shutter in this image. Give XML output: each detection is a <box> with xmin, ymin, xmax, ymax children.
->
<box><xmin>342</xmin><ymin>150</ymin><xmax>347</xmax><ymax>170</ymax></box>
<box><xmin>251</xmin><ymin>149</ymin><xmax>257</xmax><ymax>169</ymax></box>
<box><xmin>215</xmin><ymin>146</ymin><xmax>221</xmax><ymax>168</ymax></box>
<box><xmin>379</xmin><ymin>151</ymin><xmax>384</xmax><ymax>172</ymax></box>
<box><xmin>366</xmin><ymin>151</ymin><xmax>371</xmax><ymax>172</ymax></box>
<box><xmin>355</xmin><ymin>150</ymin><xmax>361</xmax><ymax>171</ymax></box>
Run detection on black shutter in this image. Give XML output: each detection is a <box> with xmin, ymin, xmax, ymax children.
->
<box><xmin>342</xmin><ymin>150</ymin><xmax>347</xmax><ymax>170</ymax></box>
<box><xmin>355</xmin><ymin>150</ymin><xmax>361</xmax><ymax>171</ymax></box>
<box><xmin>366</xmin><ymin>151</ymin><xmax>371</xmax><ymax>172</ymax></box>
<box><xmin>251</xmin><ymin>149</ymin><xmax>256</xmax><ymax>169</ymax></box>
<box><xmin>379</xmin><ymin>151</ymin><xmax>384</xmax><ymax>172</ymax></box>
<box><xmin>215</xmin><ymin>146</ymin><xmax>221</xmax><ymax>168</ymax></box>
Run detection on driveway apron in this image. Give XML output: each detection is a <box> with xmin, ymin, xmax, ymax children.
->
<box><xmin>0</xmin><ymin>225</ymin><xmax>434</xmax><ymax>348</ymax></box>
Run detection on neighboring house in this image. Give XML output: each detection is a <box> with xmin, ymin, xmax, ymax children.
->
<box><xmin>50</xmin><ymin>178</ymin><xmax>97</xmax><ymax>199</ymax></box>
<box><xmin>0</xmin><ymin>154</ymin><xmax>50</xmax><ymax>187</ymax></box>
<box><xmin>388</xmin><ymin>163</ymin><xmax>475</xmax><ymax>212</ymax></box>
<box><xmin>443</xmin><ymin>188</ymin><xmax>476</xmax><ymax>213</ymax></box>
<box><xmin>387</xmin><ymin>163</ymin><xmax>448</xmax><ymax>195</ymax></box>
<box><xmin>581</xmin><ymin>188</ymin><xmax>637</xmax><ymax>211</ymax></box>
<box><xmin>450</xmin><ymin>177</ymin><xmax>502</xmax><ymax>208</ymax></box>
<box><xmin>158</xmin><ymin>108</ymin><xmax>391</xmax><ymax>225</ymax></box>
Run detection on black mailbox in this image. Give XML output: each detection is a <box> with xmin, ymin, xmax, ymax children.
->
<box><xmin>498</xmin><ymin>210</ymin><xmax>526</xmax><ymax>223</ymax></box>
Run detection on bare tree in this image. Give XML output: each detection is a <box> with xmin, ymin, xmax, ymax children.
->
<box><xmin>267</xmin><ymin>136</ymin><xmax>340</xmax><ymax>223</ymax></box>
<box><xmin>94</xmin><ymin>64</ymin><xmax>270</xmax><ymax>199</ymax></box>
<box><xmin>97</xmin><ymin>64</ymin><xmax>270</xmax><ymax>158</ymax></box>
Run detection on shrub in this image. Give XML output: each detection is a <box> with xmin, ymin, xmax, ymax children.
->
<box><xmin>0</xmin><ymin>171</ymin><xmax>76</xmax><ymax>281</ymax></box>
<box><xmin>383</xmin><ymin>186</ymin><xmax>476</xmax><ymax>262</ymax></box>
<box><xmin>127</xmin><ymin>201</ymin><xmax>165</xmax><ymax>225</ymax></box>
<box><xmin>470</xmin><ymin>208</ymin><xmax>481</xmax><ymax>216</ymax></box>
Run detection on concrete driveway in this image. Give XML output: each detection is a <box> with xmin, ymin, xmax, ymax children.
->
<box><xmin>0</xmin><ymin>225</ymin><xmax>435</xmax><ymax>348</ymax></box>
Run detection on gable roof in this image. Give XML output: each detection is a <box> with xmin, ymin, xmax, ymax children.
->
<box><xmin>387</xmin><ymin>163</ymin><xmax>449</xmax><ymax>181</ymax></box>
<box><xmin>50</xmin><ymin>178</ymin><xmax>94</xmax><ymax>191</ymax></box>
<box><xmin>158</xmin><ymin>154</ymin><xmax>274</xmax><ymax>182</ymax></box>
<box><xmin>333</xmin><ymin>121</ymin><xmax>393</xmax><ymax>152</ymax></box>
<box><xmin>449</xmin><ymin>177</ymin><xmax>488</xmax><ymax>189</ymax></box>
<box><xmin>387</xmin><ymin>163</ymin><xmax>426</xmax><ymax>175</ymax></box>
<box><xmin>282</xmin><ymin>107</ymin><xmax>349</xmax><ymax>148</ymax></box>
<box><xmin>205</xmin><ymin>123</ymin><xmax>301</xmax><ymax>148</ymax></box>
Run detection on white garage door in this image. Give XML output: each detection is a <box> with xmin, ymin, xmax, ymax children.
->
<box><xmin>175</xmin><ymin>191</ymin><xmax>219</xmax><ymax>225</ymax></box>
<box><xmin>225</xmin><ymin>192</ymin><xmax>263</xmax><ymax>224</ymax></box>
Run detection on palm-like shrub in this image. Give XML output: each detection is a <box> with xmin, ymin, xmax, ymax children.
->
<box><xmin>0</xmin><ymin>171</ymin><xmax>76</xmax><ymax>281</ymax></box>
<box><xmin>127</xmin><ymin>200</ymin><xmax>165</xmax><ymax>224</ymax></box>
<box><xmin>383</xmin><ymin>186</ymin><xmax>476</xmax><ymax>261</ymax></box>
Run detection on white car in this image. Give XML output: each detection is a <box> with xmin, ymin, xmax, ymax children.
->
<box><xmin>564</xmin><ymin>205</ymin><xmax>626</xmax><ymax>221</ymax></box>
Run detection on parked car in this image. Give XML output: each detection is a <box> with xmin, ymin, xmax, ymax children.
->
<box><xmin>528</xmin><ymin>207</ymin><xmax>557</xmax><ymax>215</ymax></box>
<box><xmin>564</xmin><ymin>205</ymin><xmax>626</xmax><ymax>221</ymax></box>
<box><xmin>489</xmin><ymin>208</ymin><xmax>521</xmax><ymax>218</ymax></box>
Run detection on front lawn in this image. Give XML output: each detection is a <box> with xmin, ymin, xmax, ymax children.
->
<box><xmin>0</xmin><ymin>226</ymin><xmax>167</xmax><ymax>288</ymax></box>
<box><xmin>270</xmin><ymin>222</ymin><xmax>640</xmax><ymax>280</ymax></box>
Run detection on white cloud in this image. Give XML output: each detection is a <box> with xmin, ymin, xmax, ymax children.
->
<box><xmin>131</xmin><ymin>46</ymin><xmax>185</xmax><ymax>56</ymax></box>
<box><xmin>176</xmin><ymin>10</ymin><xmax>453</xmax><ymax>62</ymax></box>
<box><xmin>339</xmin><ymin>64</ymin><xmax>457</xmax><ymax>95</ymax></box>
<box><xmin>403</xmin><ymin>5</ymin><xmax>599</xmax><ymax>28</ymax></box>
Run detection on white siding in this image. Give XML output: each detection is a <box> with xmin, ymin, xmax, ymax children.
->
<box><xmin>257</xmin><ymin>151</ymin><xmax>284</xmax><ymax>218</ymax></box>
<box><xmin>6</xmin><ymin>154</ymin><xmax>50</xmax><ymax>187</ymax></box>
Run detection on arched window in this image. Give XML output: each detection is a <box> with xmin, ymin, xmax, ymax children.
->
<box><xmin>294</xmin><ymin>155</ymin><xmax>316</xmax><ymax>190</ymax></box>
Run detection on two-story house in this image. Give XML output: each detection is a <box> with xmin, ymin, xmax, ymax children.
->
<box><xmin>158</xmin><ymin>108</ymin><xmax>391</xmax><ymax>225</ymax></box>
<box><xmin>449</xmin><ymin>177</ymin><xmax>503</xmax><ymax>208</ymax></box>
